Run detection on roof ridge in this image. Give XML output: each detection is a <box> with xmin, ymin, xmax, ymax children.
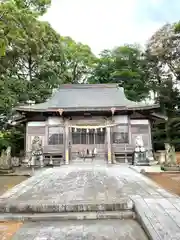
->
<box><xmin>59</xmin><ymin>84</ymin><xmax>119</xmax><ymax>89</ymax></box>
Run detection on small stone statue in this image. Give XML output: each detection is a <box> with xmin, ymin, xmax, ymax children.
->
<box><xmin>0</xmin><ymin>146</ymin><xmax>14</xmax><ymax>173</ymax></box>
<box><xmin>11</xmin><ymin>157</ymin><xmax>20</xmax><ymax>167</ymax></box>
<box><xmin>30</xmin><ymin>136</ymin><xmax>44</xmax><ymax>168</ymax></box>
<box><xmin>164</xmin><ymin>143</ymin><xmax>176</xmax><ymax>166</ymax></box>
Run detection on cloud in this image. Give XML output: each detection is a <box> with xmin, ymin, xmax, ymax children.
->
<box><xmin>42</xmin><ymin>0</ymin><xmax>180</xmax><ymax>54</ymax></box>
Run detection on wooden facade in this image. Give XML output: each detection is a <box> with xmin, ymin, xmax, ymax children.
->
<box><xmin>14</xmin><ymin>84</ymin><xmax>165</xmax><ymax>164</ymax></box>
<box><xmin>24</xmin><ymin>114</ymin><xmax>153</xmax><ymax>164</ymax></box>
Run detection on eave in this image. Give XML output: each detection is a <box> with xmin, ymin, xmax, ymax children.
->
<box><xmin>151</xmin><ymin>112</ymin><xmax>167</xmax><ymax>121</ymax></box>
<box><xmin>8</xmin><ymin>116</ymin><xmax>27</xmax><ymax>126</ymax></box>
<box><xmin>15</xmin><ymin>104</ymin><xmax>160</xmax><ymax>113</ymax></box>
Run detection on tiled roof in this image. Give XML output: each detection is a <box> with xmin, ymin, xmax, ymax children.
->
<box><xmin>15</xmin><ymin>84</ymin><xmax>159</xmax><ymax>112</ymax></box>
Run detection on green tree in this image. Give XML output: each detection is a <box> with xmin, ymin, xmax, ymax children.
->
<box><xmin>0</xmin><ymin>0</ymin><xmax>59</xmax><ymax>153</ymax></box>
<box><xmin>146</xmin><ymin>23</ymin><xmax>180</xmax><ymax>150</ymax></box>
<box><xmin>60</xmin><ymin>36</ymin><xmax>96</xmax><ymax>83</ymax></box>
<box><xmin>13</xmin><ymin>0</ymin><xmax>51</xmax><ymax>15</ymax></box>
<box><xmin>112</xmin><ymin>45</ymin><xmax>149</xmax><ymax>101</ymax></box>
<box><xmin>88</xmin><ymin>50</ymin><xmax>115</xmax><ymax>84</ymax></box>
<box><xmin>0</xmin><ymin>0</ymin><xmax>63</xmax><ymax>109</ymax></box>
<box><xmin>0</xmin><ymin>0</ymin><xmax>51</xmax><ymax>56</ymax></box>
<box><xmin>89</xmin><ymin>45</ymin><xmax>149</xmax><ymax>101</ymax></box>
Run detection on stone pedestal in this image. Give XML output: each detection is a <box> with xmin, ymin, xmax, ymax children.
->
<box><xmin>134</xmin><ymin>149</ymin><xmax>158</xmax><ymax>166</ymax></box>
<box><xmin>134</xmin><ymin>151</ymin><xmax>147</xmax><ymax>166</ymax></box>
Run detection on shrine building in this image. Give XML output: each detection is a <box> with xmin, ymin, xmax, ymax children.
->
<box><xmin>14</xmin><ymin>84</ymin><xmax>164</xmax><ymax>164</ymax></box>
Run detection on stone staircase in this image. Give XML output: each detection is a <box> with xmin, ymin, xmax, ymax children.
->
<box><xmin>71</xmin><ymin>157</ymin><xmax>106</xmax><ymax>165</ymax></box>
<box><xmin>43</xmin><ymin>156</ymin><xmax>64</xmax><ymax>166</ymax></box>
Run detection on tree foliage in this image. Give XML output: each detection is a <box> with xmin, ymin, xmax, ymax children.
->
<box><xmin>112</xmin><ymin>45</ymin><xmax>149</xmax><ymax>101</ymax></box>
<box><xmin>89</xmin><ymin>45</ymin><xmax>149</xmax><ymax>101</ymax></box>
<box><xmin>90</xmin><ymin>23</ymin><xmax>180</xmax><ymax>150</ymax></box>
<box><xmin>59</xmin><ymin>37</ymin><xmax>95</xmax><ymax>83</ymax></box>
<box><xmin>88</xmin><ymin>50</ymin><xmax>115</xmax><ymax>84</ymax></box>
<box><xmin>145</xmin><ymin>23</ymin><xmax>180</xmax><ymax>150</ymax></box>
<box><xmin>0</xmin><ymin>1</ymin><xmax>61</xmax><ymax>113</ymax></box>
<box><xmin>13</xmin><ymin>0</ymin><xmax>51</xmax><ymax>15</ymax></box>
<box><xmin>0</xmin><ymin>0</ymin><xmax>96</xmax><ymax>153</ymax></box>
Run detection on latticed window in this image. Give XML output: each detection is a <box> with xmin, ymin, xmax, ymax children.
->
<box><xmin>112</xmin><ymin>124</ymin><xmax>128</xmax><ymax>143</ymax></box>
<box><xmin>48</xmin><ymin>126</ymin><xmax>64</xmax><ymax>145</ymax></box>
<box><xmin>95</xmin><ymin>128</ymin><xmax>105</xmax><ymax>144</ymax></box>
<box><xmin>72</xmin><ymin>128</ymin><xmax>105</xmax><ymax>144</ymax></box>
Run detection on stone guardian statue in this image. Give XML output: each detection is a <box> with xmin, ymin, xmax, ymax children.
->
<box><xmin>0</xmin><ymin>146</ymin><xmax>14</xmax><ymax>173</ymax></box>
<box><xmin>164</xmin><ymin>143</ymin><xmax>176</xmax><ymax>166</ymax></box>
<box><xmin>134</xmin><ymin>135</ymin><xmax>147</xmax><ymax>165</ymax></box>
<box><xmin>30</xmin><ymin>136</ymin><xmax>44</xmax><ymax>168</ymax></box>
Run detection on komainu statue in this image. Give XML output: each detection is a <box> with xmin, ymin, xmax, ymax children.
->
<box><xmin>0</xmin><ymin>146</ymin><xmax>14</xmax><ymax>173</ymax></box>
<box><xmin>164</xmin><ymin>143</ymin><xmax>176</xmax><ymax>166</ymax></box>
<box><xmin>135</xmin><ymin>135</ymin><xmax>145</xmax><ymax>152</ymax></box>
<box><xmin>30</xmin><ymin>136</ymin><xmax>44</xmax><ymax>168</ymax></box>
<box><xmin>134</xmin><ymin>135</ymin><xmax>147</xmax><ymax>165</ymax></box>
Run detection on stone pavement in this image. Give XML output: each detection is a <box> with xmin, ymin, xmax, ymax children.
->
<box><xmin>0</xmin><ymin>163</ymin><xmax>180</xmax><ymax>239</ymax></box>
<box><xmin>12</xmin><ymin>220</ymin><xmax>148</xmax><ymax>240</ymax></box>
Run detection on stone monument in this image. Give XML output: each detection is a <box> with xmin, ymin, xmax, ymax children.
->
<box><xmin>29</xmin><ymin>136</ymin><xmax>44</xmax><ymax>168</ymax></box>
<box><xmin>0</xmin><ymin>146</ymin><xmax>14</xmax><ymax>173</ymax></box>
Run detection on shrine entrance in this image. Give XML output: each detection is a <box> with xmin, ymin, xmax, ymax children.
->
<box><xmin>69</xmin><ymin>126</ymin><xmax>107</xmax><ymax>161</ymax></box>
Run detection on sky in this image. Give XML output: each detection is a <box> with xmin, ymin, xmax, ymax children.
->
<box><xmin>42</xmin><ymin>0</ymin><xmax>180</xmax><ymax>55</ymax></box>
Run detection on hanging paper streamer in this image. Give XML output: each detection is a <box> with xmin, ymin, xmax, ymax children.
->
<box><xmin>70</xmin><ymin>123</ymin><xmax>117</xmax><ymax>129</ymax></box>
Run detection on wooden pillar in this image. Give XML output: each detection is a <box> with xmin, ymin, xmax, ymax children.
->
<box><xmin>148</xmin><ymin>120</ymin><xmax>153</xmax><ymax>150</ymax></box>
<box><xmin>25</xmin><ymin>123</ymin><xmax>28</xmax><ymax>154</ymax></box>
<box><xmin>107</xmin><ymin>126</ymin><xmax>112</xmax><ymax>164</ymax></box>
<box><xmin>45</xmin><ymin>121</ymin><xmax>48</xmax><ymax>146</ymax></box>
<box><xmin>64</xmin><ymin>120</ymin><xmax>69</xmax><ymax>164</ymax></box>
<box><xmin>128</xmin><ymin>115</ymin><xmax>131</xmax><ymax>144</ymax></box>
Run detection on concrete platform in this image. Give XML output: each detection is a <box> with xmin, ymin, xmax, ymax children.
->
<box><xmin>11</xmin><ymin>220</ymin><xmax>148</xmax><ymax>240</ymax></box>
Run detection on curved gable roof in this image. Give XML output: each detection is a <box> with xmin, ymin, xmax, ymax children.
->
<box><xmin>15</xmin><ymin>84</ymin><xmax>159</xmax><ymax>112</ymax></box>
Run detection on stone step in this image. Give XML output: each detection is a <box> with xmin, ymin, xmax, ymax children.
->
<box><xmin>11</xmin><ymin>219</ymin><xmax>149</xmax><ymax>240</ymax></box>
<box><xmin>71</xmin><ymin>160</ymin><xmax>106</xmax><ymax>164</ymax></box>
<box><xmin>0</xmin><ymin>210</ymin><xmax>135</xmax><ymax>221</ymax></box>
<box><xmin>0</xmin><ymin>198</ymin><xmax>133</xmax><ymax>213</ymax></box>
